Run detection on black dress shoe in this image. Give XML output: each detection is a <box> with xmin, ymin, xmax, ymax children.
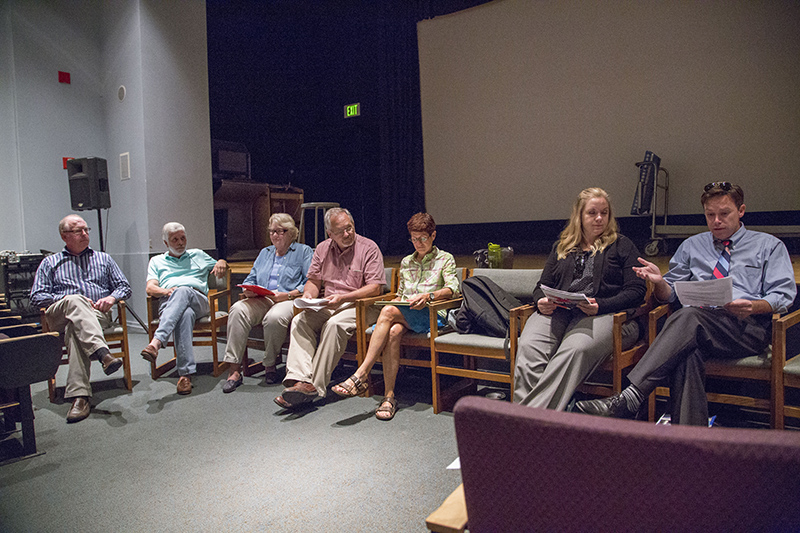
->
<box><xmin>574</xmin><ymin>394</ymin><xmax>640</xmax><ymax>419</ymax></box>
<box><xmin>222</xmin><ymin>376</ymin><xmax>243</xmax><ymax>393</ymax></box>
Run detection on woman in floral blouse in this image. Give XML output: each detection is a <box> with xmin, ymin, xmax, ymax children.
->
<box><xmin>332</xmin><ymin>212</ymin><xmax>459</xmax><ymax>420</ymax></box>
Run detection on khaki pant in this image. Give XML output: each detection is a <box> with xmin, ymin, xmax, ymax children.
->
<box><xmin>45</xmin><ymin>295</ymin><xmax>113</xmax><ymax>399</ymax></box>
<box><xmin>223</xmin><ymin>298</ymin><xmax>295</xmax><ymax>367</ymax></box>
<box><xmin>283</xmin><ymin>303</ymin><xmax>379</xmax><ymax>397</ymax></box>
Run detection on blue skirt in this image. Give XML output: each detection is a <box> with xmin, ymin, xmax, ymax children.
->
<box><xmin>396</xmin><ymin>305</ymin><xmax>446</xmax><ymax>334</ymax></box>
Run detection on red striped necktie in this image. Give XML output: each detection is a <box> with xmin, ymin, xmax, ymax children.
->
<box><xmin>712</xmin><ymin>240</ymin><xmax>731</xmax><ymax>279</ymax></box>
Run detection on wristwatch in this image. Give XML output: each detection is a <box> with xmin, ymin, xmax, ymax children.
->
<box><xmin>427</xmin><ymin>292</ymin><xmax>434</xmax><ymax>302</ymax></box>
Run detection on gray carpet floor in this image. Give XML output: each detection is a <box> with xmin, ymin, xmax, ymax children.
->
<box><xmin>0</xmin><ymin>331</ymin><xmax>463</xmax><ymax>532</ymax></box>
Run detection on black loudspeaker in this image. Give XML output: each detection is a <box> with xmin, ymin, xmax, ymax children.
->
<box><xmin>67</xmin><ymin>157</ymin><xmax>111</xmax><ymax>211</ymax></box>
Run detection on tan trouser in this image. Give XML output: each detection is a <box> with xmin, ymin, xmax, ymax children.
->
<box><xmin>45</xmin><ymin>295</ymin><xmax>113</xmax><ymax>399</ymax></box>
<box><xmin>223</xmin><ymin>298</ymin><xmax>295</xmax><ymax>367</ymax></box>
<box><xmin>283</xmin><ymin>304</ymin><xmax>379</xmax><ymax>397</ymax></box>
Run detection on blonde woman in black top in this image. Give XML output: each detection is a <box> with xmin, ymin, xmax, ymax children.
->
<box><xmin>513</xmin><ymin>187</ymin><xmax>646</xmax><ymax>410</ymax></box>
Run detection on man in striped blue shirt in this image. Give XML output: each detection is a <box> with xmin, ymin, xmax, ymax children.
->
<box><xmin>30</xmin><ymin>214</ymin><xmax>132</xmax><ymax>423</ymax></box>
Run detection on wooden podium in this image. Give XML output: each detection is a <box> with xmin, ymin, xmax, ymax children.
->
<box><xmin>213</xmin><ymin>181</ymin><xmax>303</xmax><ymax>260</ymax></box>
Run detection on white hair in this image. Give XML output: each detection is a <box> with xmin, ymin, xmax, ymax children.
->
<box><xmin>269</xmin><ymin>213</ymin><xmax>299</xmax><ymax>241</ymax></box>
<box><xmin>324</xmin><ymin>207</ymin><xmax>354</xmax><ymax>233</ymax></box>
<box><xmin>162</xmin><ymin>222</ymin><xmax>185</xmax><ymax>242</ymax></box>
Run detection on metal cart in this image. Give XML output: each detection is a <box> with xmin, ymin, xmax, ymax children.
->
<box><xmin>639</xmin><ymin>165</ymin><xmax>800</xmax><ymax>256</ymax></box>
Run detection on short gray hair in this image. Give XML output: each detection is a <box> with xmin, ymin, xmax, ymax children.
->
<box><xmin>324</xmin><ymin>207</ymin><xmax>354</xmax><ymax>233</ymax></box>
<box><xmin>162</xmin><ymin>222</ymin><xmax>185</xmax><ymax>242</ymax></box>
<box><xmin>269</xmin><ymin>213</ymin><xmax>299</xmax><ymax>241</ymax></box>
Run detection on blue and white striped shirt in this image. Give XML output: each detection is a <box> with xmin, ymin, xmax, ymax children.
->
<box><xmin>30</xmin><ymin>247</ymin><xmax>132</xmax><ymax>308</ymax></box>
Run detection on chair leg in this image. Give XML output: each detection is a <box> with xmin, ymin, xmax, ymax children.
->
<box><xmin>48</xmin><ymin>377</ymin><xmax>57</xmax><ymax>403</ymax></box>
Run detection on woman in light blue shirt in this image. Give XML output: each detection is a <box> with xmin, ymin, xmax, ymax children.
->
<box><xmin>221</xmin><ymin>213</ymin><xmax>313</xmax><ymax>393</ymax></box>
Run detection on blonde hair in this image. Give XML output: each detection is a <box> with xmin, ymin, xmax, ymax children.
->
<box><xmin>556</xmin><ymin>187</ymin><xmax>618</xmax><ymax>259</ymax></box>
<box><xmin>269</xmin><ymin>213</ymin><xmax>299</xmax><ymax>242</ymax></box>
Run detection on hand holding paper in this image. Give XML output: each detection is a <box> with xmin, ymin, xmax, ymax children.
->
<box><xmin>540</xmin><ymin>285</ymin><xmax>591</xmax><ymax>309</ymax></box>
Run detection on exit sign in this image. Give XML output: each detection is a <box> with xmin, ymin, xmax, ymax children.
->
<box><xmin>344</xmin><ymin>103</ymin><xmax>360</xmax><ymax>118</ymax></box>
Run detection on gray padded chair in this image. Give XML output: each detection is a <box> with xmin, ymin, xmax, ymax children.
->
<box><xmin>430</xmin><ymin>268</ymin><xmax>542</xmax><ymax>413</ymax></box>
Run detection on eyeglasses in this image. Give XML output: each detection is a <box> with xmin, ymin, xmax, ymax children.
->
<box><xmin>330</xmin><ymin>225</ymin><xmax>354</xmax><ymax>237</ymax></box>
<box><xmin>64</xmin><ymin>227</ymin><xmax>91</xmax><ymax>235</ymax></box>
<box><xmin>269</xmin><ymin>229</ymin><xmax>288</xmax><ymax>235</ymax></box>
<box><xmin>704</xmin><ymin>182</ymin><xmax>733</xmax><ymax>192</ymax></box>
<box><xmin>409</xmin><ymin>236</ymin><xmax>430</xmax><ymax>244</ymax></box>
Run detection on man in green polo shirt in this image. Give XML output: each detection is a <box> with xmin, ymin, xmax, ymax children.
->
<box><xmin>141</xmin><ymin>222</ymin><xmax>228</xmax><ymax>395</ymax></box>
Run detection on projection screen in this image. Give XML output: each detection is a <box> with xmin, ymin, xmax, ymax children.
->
<box><xmin>418</xmin><ymin>0</ymin><xmax>800</xmax><ymax>225</ymax></box>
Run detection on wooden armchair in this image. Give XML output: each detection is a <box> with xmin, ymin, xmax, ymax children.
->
<box><xmin>430</xmin><ymin>268</ymin><xmax>541</xmax><ymax>414</ymax></box>
<box><xmin>146</xmin><ymin>269</ymin><xmax>232</xmax><ymax>379</ymax></box>
<box><xmin>576</xmin><ymin>281</ymin><xmax>654</xmax><ymax>399</ymax></box>
<box><xmin>647</xmin><ymin>284</ymin><xmax>800</xmax><ymax>428</ymax></box>
<box><xmin>41</xmin><ymin>301</ymin><xmax>132</xmax><ymax>403</ymax></box>
<box><xmin>355</xmin><ymin>268</ymin><xmax>467</xmax><ymax>398</ymax></box>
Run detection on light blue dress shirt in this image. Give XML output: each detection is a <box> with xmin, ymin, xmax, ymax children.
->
<box><xmin>243</xmin><ymin>242</ymin><xmax>313</xmax><ymax>293</ymax></box>
<box><xmin>664</xmin><ymin>224</ymin><xmax>796</xmax><ymax>313</ymax></box>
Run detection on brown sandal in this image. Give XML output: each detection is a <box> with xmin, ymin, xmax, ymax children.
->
<box><xmin>332</xmin><ymin>374</ymin><xmax>369</xmax><ymax>398</ymax></box>
<box><xmin>375</xmin><ymin>396</ymin><xmax>397</xmax><ymax>421</ymax></box>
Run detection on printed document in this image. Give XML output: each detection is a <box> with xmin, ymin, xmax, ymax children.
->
<box><xmin>673</xmin><ymin>277</ymin><xmax>733</xmax><ymax>307</ymax></box>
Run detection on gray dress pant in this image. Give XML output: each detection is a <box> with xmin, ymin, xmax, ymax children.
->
<box><xmin>514</xmin><ymin>310</ymin><xmax>639</xmax><ymax>410</ymax></box>
<box><xmin>627</xmin><ymin>306</ymin><xmax>770</xmax><ymax>425</ymax></box>
<box><xmin>153</xmin><ymin>286</ymin><xmax>210</xmax><ymax>376</ymax></box>
<box><xmin>223</xmin><ymin>298</ymin><xmax>294</xmax><ymax>367</ymax></box>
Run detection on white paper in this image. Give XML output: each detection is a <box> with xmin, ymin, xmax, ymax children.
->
<box><xmin>292</xmin><ymin>298</ymin><xmax>330</xmax><ymax>311</ymax></box>
<box><xmin>540</xmin><ymin>284</ymin><xmax>591</xmax><ymax>308</ymax></box>
<box><xmin>447</xmin><ymin>457</ymin><xmax>461</xmax><ymax>470</ymax></box>
<box><xmin>673</xmin><ymin>277</ymin><xmax>733</xmax><ymax>307</ymax></box>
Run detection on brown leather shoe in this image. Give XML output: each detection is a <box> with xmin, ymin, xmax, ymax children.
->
<box><xmin>177</xmin><ymin>375</ymin><xmax>192</xmax><ymax>395</ymax></box>
<box><xmin>100</xmin><ymin>353</ymin><xmax>123</xmax><ymax>375</ymax></box>
<box><xmin>141</xmin><ymin>344</ymin><xmax>159</xmax><ymax>364</ymax></box>
<box><xmin>66</xmin><ymin>397</ymin><xmax>91</xmax><ymax>423</ymax></box>
<box><xmin>281</xmin><ymin>381</ymin><xmax>318</xmax><ymax>405</ymax></box>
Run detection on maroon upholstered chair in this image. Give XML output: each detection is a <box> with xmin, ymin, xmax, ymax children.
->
<box><xmin>446</xmin><ymin>396</ymin><xmax>800</xmax><ymax>533</ymax></box>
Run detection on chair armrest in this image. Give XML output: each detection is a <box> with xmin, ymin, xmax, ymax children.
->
<box><xmin>429</xmin><ymin>297</ymin><xmax>463</xmax><ymax>313</ymax></box>
<box><xmin>509</xmin><ymin>304</ymin><xmax>536</xmax><ymax>337</ymax></box>
<box><xmin>772</xmin><ymin>307</ymin><xmax>800</xmax><ymax>369</ymax></box>
<box><xmin>425</xmin><ymin>483</ymin><xmax>467</xmax><ymax>533</ymax></box>
<box><xmin>357</xmin><ymin>292</ymin><xmax>397</xmax><ymax>309</ymax></box>
<box><xmin>648</xmin><ymin>303</ymin><xmax>671</xmax><ymax>344</ymax></box>
<box><xmin>208</xmin><ymin>288</ymin><xmax>231</xmax><ymax>302</ymax></box>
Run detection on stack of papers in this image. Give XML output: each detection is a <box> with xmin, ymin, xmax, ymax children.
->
<box><xmin>673</xmin><ymin>277</ymin><xmax>733</xmax><ymax>307</ymax></box>
<box><xmin>540</xmin><ymin>285</ymin><xmax>591</xmax><ymax>308</ymax></box>
<box><xmin>292</xmin><ymin>298</ymin><xmax>330</xmax><ymax>311</ymax></box>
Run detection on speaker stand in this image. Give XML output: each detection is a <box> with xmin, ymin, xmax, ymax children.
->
<box><xmin>93</xmin><ymin>208</ymin><xmax>147</xmax><ymax>332</ymax></box>
<box><xmin>95</xmin><ymin>208</ymin><xmax>105</xmax><ymax>252</ymax></box>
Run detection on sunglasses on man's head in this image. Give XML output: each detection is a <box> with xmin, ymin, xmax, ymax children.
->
<box><xmin>704</xmin><ymin>182</ymin><xmax>733</xmax><ymax>192</ymax></box>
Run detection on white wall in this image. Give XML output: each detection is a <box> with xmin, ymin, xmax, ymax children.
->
<box><xmin>419</xmin><ymin>0</ymin><xmax>800</xmax><ymax>224</ymax></box>
<box><xmin>0</xmin><ymin>0</ymin><xmax>214</xmax><ymax>321</ymax></box>
<box><xmin>140</xmin><ymin>0</ymin><xmax>215</xmax><ymax>251</ymax></box>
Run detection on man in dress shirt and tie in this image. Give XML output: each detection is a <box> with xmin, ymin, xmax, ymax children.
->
<box><xmin>575</xmin><ymin>183</ymin><xmax>796</xmax><ymax>425</ymax></box>
<box><xmin>30</xmin><ymin>214</ymin><xmax>132</xmax><ymax>423</ymax></box>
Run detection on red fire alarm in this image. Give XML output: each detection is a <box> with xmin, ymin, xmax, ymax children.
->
<box><xmin>58</xmin><ymin>71</ymin><xmax>71</xmax><ymax>84</ymax></box>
